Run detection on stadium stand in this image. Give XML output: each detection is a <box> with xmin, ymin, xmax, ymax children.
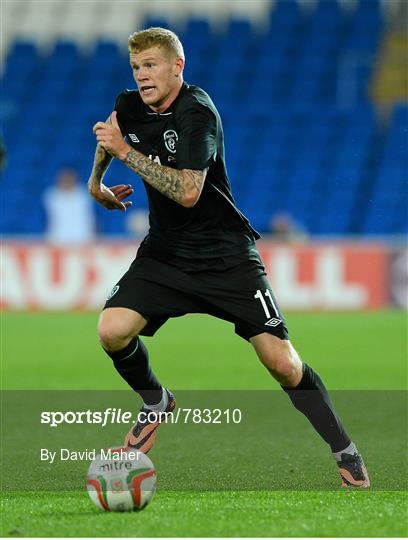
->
<box><xmin>1</xmin><ymin>0</ymin><xmax>407</xmax><ymax>236</ymax></box>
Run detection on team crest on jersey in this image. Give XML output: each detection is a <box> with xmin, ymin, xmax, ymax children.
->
<box><xmin>163</xmin><ymin>130</ymin><xmax>178</xmax><ymax>153</ymax></box>
<box><xmin>107</xmin><ymin>285</ymin><xmax>119</xmax><ymax>300</ymax></box>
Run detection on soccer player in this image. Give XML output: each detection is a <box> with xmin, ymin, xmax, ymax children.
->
<box><xmin>89</xmin><ymin>28</ymin><xmax>369</xmax><ymax>488</ymax></box>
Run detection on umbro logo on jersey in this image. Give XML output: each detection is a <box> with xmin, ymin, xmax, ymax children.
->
<box><xmin>128</xmin><ymin>133</ymin><xmax>140</xmax><ymax>143</ymax></box>
<box><xmin>107</xmin><ymin>285</ymin><xmax>119</xmax><ymax>300</ymax></box>
<box><xmin>265</xmin><ymin>318</ymin><xmax>282</xmax><ymax>327</ymax></box>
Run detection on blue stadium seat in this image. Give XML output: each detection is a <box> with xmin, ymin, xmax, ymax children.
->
<box><xmin>269</xmin><ymin>0</ymin><xmax>300</xmax><ymax>29</ymax></box>
<box><xmin>184</xmin><ymin>18</ymin><xmax>211</xmax><ymax>38</ymax></box>
<box><xmin>314</xmin><ymin>0</ymin><xmax>342</xmax><ymax>22</ymax></box>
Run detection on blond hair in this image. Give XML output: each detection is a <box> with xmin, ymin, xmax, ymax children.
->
<box><xmin>128</xmin><ymin>27</ymin><xmax>185</xmax><ymax>59</ymax></box>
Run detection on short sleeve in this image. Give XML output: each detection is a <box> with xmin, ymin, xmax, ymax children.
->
<box><xmin>113</xmin><ymin>92</ymin><xmax>127</xmax><ymax>136</ymax></box>
<box><xmin>176</xmin><ymin>102</ymin><xmax>217</xmax><ymax>170</ymax></box>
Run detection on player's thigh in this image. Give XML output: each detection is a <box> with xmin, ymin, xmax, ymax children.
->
<box><xmin>101</xmin><ymin>256</ymin><xmax>205</xmax><ymax>339</ymax></box>
<box><xmin>98</xmin><ymin>307</ymin><xmax>148</xmax><ymax>345</ymax></box>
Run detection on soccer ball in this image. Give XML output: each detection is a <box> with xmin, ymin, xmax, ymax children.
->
<box><xmin>86</xmin><ymin>446</ymin><xmax>156</xmax><ymax>512</ymax></box>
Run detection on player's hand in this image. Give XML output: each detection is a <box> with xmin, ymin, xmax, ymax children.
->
<box><xmin>89</xmin><ymin>183</ymin><xmax>133</xmax><ymax>211</ymax></box>
<box><xmin>93</xmin><ymin>112</ymin><xmax>130</xmax><ymax>160</ymax></box>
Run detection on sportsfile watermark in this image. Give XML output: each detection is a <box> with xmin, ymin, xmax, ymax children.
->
<box><xmin>40</xmin><ymin>407</ymin><xmax>242</xmax><ymax>427</ymax></box>
<box><xmin>2</xmin><ymin>390</ymin><xmax>407</xmax><ymax>491</ymax></box>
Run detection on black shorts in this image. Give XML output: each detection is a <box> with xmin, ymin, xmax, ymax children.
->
<box><xmin>104</xmin><ymin>252</ymin><xmax>289</xmax><ymax>342</ymax></box>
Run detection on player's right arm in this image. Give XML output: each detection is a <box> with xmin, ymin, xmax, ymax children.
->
<box><xmin>88</xmin><ymin>118</ymin><xmax>133</xmax><ymax>211</ymax></box>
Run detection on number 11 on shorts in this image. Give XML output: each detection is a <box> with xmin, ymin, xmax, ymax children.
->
<box><xmin>254</xmin><ymin>289</ymin><xmax>279</xmax><ymax>319</ymax></box>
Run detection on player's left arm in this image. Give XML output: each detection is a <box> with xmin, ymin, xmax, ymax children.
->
<box><xmin>93</xmin><ymin>112</ymin><xmax>206</xmax><ymax>208</ymax></box>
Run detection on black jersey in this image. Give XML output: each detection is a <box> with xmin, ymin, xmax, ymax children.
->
<box><xmin>114</xmin><ymin>82</ymin><xmax>260</xmax><ymax>271</ymax></box>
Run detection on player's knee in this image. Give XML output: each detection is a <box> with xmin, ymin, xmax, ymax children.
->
<box><xmin>252</xmin><ymin>334</ymin><xmax>303</xmax><ymax>386</ymax></box>
<box><xmin>98</xmin><ymin>312</ymin><xmax>137</xmax><ymax>352</ymax></box>
<box><xmin>270</xmin><ymin>356</ymin><xmax>299</xmax><ymax>385</ymax></box>
<box><xmin>267</xmin><ymin>346</ymin><xmax>302</xmax><ymax>387</ymax></box>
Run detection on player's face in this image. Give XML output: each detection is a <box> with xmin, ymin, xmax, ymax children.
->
<box><xmin>130</xmin><ymin>47</ymin><xmax>183</xmax><ymax>112</ymax></box>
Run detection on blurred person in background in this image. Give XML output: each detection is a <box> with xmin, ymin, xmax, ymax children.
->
<box><xmin>89</xmin><ymin>27</ymin><xmax>369</xmax><ymax>488</ymax></box>
<box><xmin>126</xmin><ymin>208</ymin><xmax>150</xmax><ymax>239</ymax></box>
<box><xmin>44</xmin><ymin>167</ymin><xmax>95</xmax><ymax>244</ymax></box>
<box><xmin>269</xmin><ymin>211</ymin><xmax>308</xmax><ymax>243</ymax></box>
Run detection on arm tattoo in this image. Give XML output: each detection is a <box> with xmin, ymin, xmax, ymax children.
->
<box><xmin>124</xmin><ymin>148</ymin><xmax>205</xmax><ymax>206</ymax></box>
<box><xmin>88</xmin><ymin>144</ymin><xmax>113</xmax><ymax>190</ymax></box>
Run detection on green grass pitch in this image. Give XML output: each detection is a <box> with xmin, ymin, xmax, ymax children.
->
<box><xmin>1</xmin><ymin>311</ymin><xmax>407</xmax><ymax>537</ymax></box>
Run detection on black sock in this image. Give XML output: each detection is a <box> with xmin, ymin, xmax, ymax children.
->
<box><xmin>104</xmin><ymin>337</ymin><xmax>163</xmax><ymax>405</ymax></box>
<box><xmin>282</xmin><ymin>363</ymin><xmax>351</xmax><ymax>453</ymax></box>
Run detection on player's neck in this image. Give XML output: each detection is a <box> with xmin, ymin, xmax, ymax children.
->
<box><xmin>148</xmin><ymin>80</ymin><xmax>183</xmax><ymax>114</ymax></box>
